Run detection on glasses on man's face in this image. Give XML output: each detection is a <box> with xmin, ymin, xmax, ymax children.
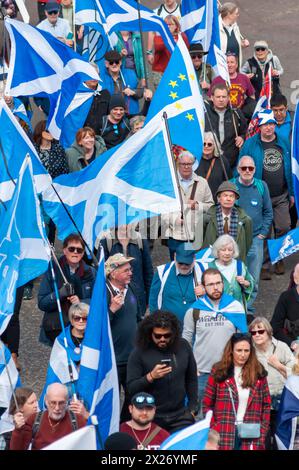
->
<box><xmin>272</xmin><ymin>108</ymin><xmax>287</xmax><ymax>114</ymax></box>
<box><xmin>72</xmin><ymin>315</ymin><xmax>87</xmax><ymax>323</ymax></box>
<box><xmin>191</xmin><ymin>54</ymin><xmax>203</xmax><ymax>59</ymax></box>
<box><xmin>178</xmin><ymin>162</ymin><xmax>193</xmax><ymax>167</ymax></box>
<box><xmin>152</xmin><ymin>332</ymin><xmax>172</xmax><ymax>339</ymax></box>
<box><xmin>205</xmin><ymin>281</ymin><xmax>223</xmax><ymax>288</ymax></box>
<box><xmin>48</xmin><ymin>400</ymin><xmax>67</xmax><ymax>408</ymax></box>
<box><xmin>204</xmin><ymin>142</ymin><xmax>213</xmax><ymax>147</ymax></box>
<box><xmin>250</xmin><ymin>329</ymin><xmax>266</xmax><ymax>336</ymax></box>
<box><xmin>255</xmin><ymin>47</ymin><xmax>266</xmax><ymax>52</ymax></box>
<box><xmin>240</xmin><ymin>166</ymin><xmax>255</xmax><ymax>172</ymax></box>
<box><xmin>109</xmin><ymin>60</ymin><xmax>120</xmax><ymax>65</ymax></box>
<box><xmin>134</xmin><ymin>396</ymin><xmax>155</xmax><ymax>405</ymax></box>
<box><xmin>48</xmin><ymin>11</ymin><xmax>59</xmax><ymax>15</ymax></box>
<box><xmin>67</xmin><ymin>246</ymin><xmax>84</xmax><ymax>254</ymax></box>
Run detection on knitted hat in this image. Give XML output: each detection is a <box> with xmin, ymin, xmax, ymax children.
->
<box><xmin>108</xmin><ymin>93</ymin><xmax>126</xmax><ymax>112</ymax></box>
<box><xmin>216</xmin><ymin>181</ymin><xmax>240</xmax><ymax>199</ymax></box>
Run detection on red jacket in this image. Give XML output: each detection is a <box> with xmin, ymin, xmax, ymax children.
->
<box><xmin>202</xmin><ymin>370</ymin><xmax>271</xmax><ymax>450</ymax></box>
<box><xmin>152</xmin><ymin>33</ymin><xmax>189</xmax><ymax>73</ymax></box>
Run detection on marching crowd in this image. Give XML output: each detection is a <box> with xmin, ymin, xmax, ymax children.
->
<box><xmin>1</xmin><ymin>0</ymin><xmax>299</xmax><ymax>452</ymax></box>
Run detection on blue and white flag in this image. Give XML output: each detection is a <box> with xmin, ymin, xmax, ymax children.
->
<box><xmin>192</xmin><ymin>293</ymin><xmax>247</xmax><ymax>333</ymax></box>
<box><xmin>146</xmin><ymin>36</ymin><xmax>205</xmax><ymax>161</ymax></box>
<box><xmin>292</xmin><ymin>102</ymin><xmax>299</xmax><ymax>212</ymax></box>
<box><xmin>11</xmin><ymin>97</ymin><xmax>32</xmax><ymax>130</ymax></box>
<box><xmin>161</xmin><ymin>410</ymin><xmax>213</xmax><ymax>450</ymax></box>
<box><xmin>195</xmin><ymin>246</ymin><xmax>214</xmax><ymax>265</ymax></box>
<box><xmin>5</xmin><ymin>18</ymin><xmax>99</xmax><ymax>142</ymax></box>
<box><xmin>268</xmin><ymin>227</ymin><xmax>299</xmax><ymax>264</ymax></box>
<box><xmin>75</xmin><ymin>0</ymin><xmax>175</xmax><ymax>53</ymax></box>
<box><xmin>0</xmin><ymin>157</ymin><xmax>51</xmax><ymax>335</ymax></box>
<box><xmin>42</xmin><ymin>425</ymin><xmax>97</xmax><ymax>450</ymax></box>
<box><xmin>181</xmin><ymin>0</ymin><xmax>221</xmax><ymax>72</ymax></box>
<box><xmin>0</xmin><ymin>340</ymin><xmax>21</xmax><ymax>409</ymax></box>
<box><xmin>275</xmin><ymin>375</ymin><xmax>299</xmax><ymax>450</ymax></box>
<box><xmin>77</xmin><ymin>252</ymin><xmax>119</xmax><ymax>448</ymax></box>
<box><xmin>42</xmin><ymin>111</ymin><xmax>180</xmax><ymax>250</ymax></box>
<box><xmin>0</xmin><ymin>99</ymin><xmax>51</xmax><ymax>203</ymax></box>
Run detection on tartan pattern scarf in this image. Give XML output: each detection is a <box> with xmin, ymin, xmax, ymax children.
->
<box><xmin>216</xmin><ymin>204</ymin><xmax>239</xmax><ymax>239</ymax></box>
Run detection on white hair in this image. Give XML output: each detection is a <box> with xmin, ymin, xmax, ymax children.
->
<box><xmin>212</xmin><ymin>234</ymin><xmax>239</xmax><ymax>259</ymax></box>
<box><xmin>177</xmin><ymin>151</ymin><xmax>195</xmax><ymax>162</ymax></box>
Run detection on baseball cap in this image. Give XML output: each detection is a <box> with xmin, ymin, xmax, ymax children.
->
<box><xmin>131</xmin><ymin>392</ymin><xmax>156</xmax><ymax>409</ymax></box>
<box><xmin>258</xmin><ymin>109</ymin><xmax>277</xmax><ymax>126</ymax></box>
<box><xmin>175</xmin><ymin>243</ymin><xmax>196</xmax><ymax>264</ymax></box>
<box><xmin>105</xmin><ymin>253</ymin><xmax>134</xmax><ymax>276</ymax></box>
<box><xmin>254</xmin><ymin>40</ymin><xmax>269</xmax><ymax>50</ymax></box>
<box><xmin>45</xmin><ymin>2</ymin><xmax>60</xmax><ymax>13</ymax></box>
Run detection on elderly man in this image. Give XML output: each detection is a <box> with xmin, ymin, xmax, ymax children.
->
<box><xmin>239</xmin><ymin>109</ymin><xmax>293</xmax><ymax>277</ymax></box>
<box><xmin>105</xmin><ymin>253</ymin><xmax>142</xmax><ymax>421</ymax></box>
<box><xmin>149</xmin><ymin>244</ymin><xmax>205</xmax><ymax>324</ymax></box>
<box><xmin>189</xmin><ymin>43</ymin><xmax>213</xmax><ymax>98</ymax></box>
<box><xmin>10</xmin><ymin>383</ymin><xmax>86</xmax><ymax>450</ymax></box>
<box><xmin>202</xmin><ymin>181</ymin><xmax>253</xmax><ymax>262</ymax></box>
<box><xmin>230</xmin><ymin>156</ymin><xmax>273</xmax><ymax>312</ymax></box>
<box><xmin>162</xmin><ymin>150</ymin><xmax>213</xmax><ymax>258</ymax></box>
<box><xmin>37</xmin><ymin>2</ymin><xmax>72</xmax><ymax>45</ymax></box>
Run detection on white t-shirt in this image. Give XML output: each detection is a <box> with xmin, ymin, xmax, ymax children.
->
<box><xmin>234</xmin><ymin>366</ymin><xmax>250</xmax><ymax>423</ymax></box>
<box><xmin>37</xmin><ymin>17</ymin><xmax>71</xmax><ymax>39</ymax></box>
<box><xmin>215</xmin><ymin>259</ymin><xmax>236</xmax><ymax>283</ymax></box>
<box><xmin>154</xmin><ymin>3</ymin><xmax>181</xmax><ymax>21</ymax></box>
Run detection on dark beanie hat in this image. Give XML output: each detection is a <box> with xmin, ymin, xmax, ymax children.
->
<box><xmin>109</xmin><ymin>94</ymin><xmax>126</xmax><ymax>112</ymax></box>
<box><xmin>104</xmin><ymin>432</ymin><xmax>137</xmax><ymax>450</ymax></box>
<box><xmin>105</xmin><ymin>50</ymin><xmax>122</xmax><ymax>62</ymax></box>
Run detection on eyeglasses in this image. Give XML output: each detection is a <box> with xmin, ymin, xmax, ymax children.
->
<box><xmin>134</xmin><ymin>396</ymin><xmax>155</xmax><ymax>405</ymax></box>
<box><xmin>67</xmin><ymin>246</ymin><xmax>84</xmax><ymax>254</ymax></box>
<box><xmin>152</xmin><ymin>332</ymin><xmax>172</xmax><ymax>339</ymax></box>
<box><xmin>47</xmin><ymin>10</ymin><xmax>59</xmax><ymax>15</ymax></box>
<box><xmin>240</xmin><ymin>166</ymin><xmax>255</xmax><ymax>172</ymax></box>
<box><xmin>191</xmin><ymin>54</ymin><xmax>203</xmax><ymax>59</ymax></box>
<box><xmin>48</xmin><ymin>400</ymin><xmax>67</xmax><ymax>408</ymax></box>
<box><xmin>250</xmin><ymin>329</ymin><xmax>266</xmax><ymax>336</ymax></box>
<box><xmin>204</xmin><ymin>142</ymin><xmax>213</xmax><ymax>147</ymax></box>
<box><xmin>72</xmin><ymin>315</ymin><xmax>87</xmax><ymax>322</ymax></box>
<box><xmin>272</xmin><ymin>108</ymin><xmax>287</xmax><ymax>114</ymax></box>
<box><xmin>204</xmin><ymin>281</ymin><xmax>223</xmax><ymax>288</ymax></box>
<box><xmin>108</xmin><ymin>60</ymin><xmax>120</xmax><ymax>65</ymax></box>
<box><xmin>255</xmin><ymin>47</ymin><xmax>266</xmax><ymax>52</ymax></box>
<box><xmin>178</xmin><ymin>163</ymin><xmax>193</xmax><ymax>167</ymax></box>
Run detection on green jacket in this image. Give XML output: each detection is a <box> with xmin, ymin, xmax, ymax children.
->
<box><xmin>202</xmin><ymin>205</ymin><xmax>253</xmax><ymax>262</ymax></box>
<box><xmin>115</xmin><ymin>32</ymin><xmax>145</xmax><ymax>80</ymax></box>
<box><xmin>65</xmin><ymin>136</ymin><xmax>107</xmax><ymax>173</ymax></box>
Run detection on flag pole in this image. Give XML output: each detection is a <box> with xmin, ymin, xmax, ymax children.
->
<box><xmin>135</xmin><ymin>0</ymin><xmax>148</xmax><ymax>89</ymax></box>
<box><xmin>0</xmin><ymin>341</ymin><xmax>19</xmax><ymax>412</ymax></box>
<box><xmin>72</xmin><ymin>0</ymin><xmax>77</xmax><ymax>52</ymax></box>
<box><xmin>203</xmin><ymin>102</ymin><xmax>229</xmax><ymax>180</ymax></box>
<box><xmin>162</xmin><ymin>111</ymin><xmax>193</xmax><ymax>243</ymax></box>
<box><xmin>90</xmin><ymin>415</ymin><xmax>105</xmax><ymax>450</ymax></box>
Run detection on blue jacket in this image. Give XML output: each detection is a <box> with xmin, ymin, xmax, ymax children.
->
<box><xmin>239</xmin><ymin>131</ymin><xmax>293</xmax><ymax>196</ymax></box>
<box><xmin>275</xmin><ymin>111</ymin><xmax>292</xmax><ymax>151</ymax></box>
<box><xmin>230</xmin><ymin>177</ymin><xmax>273</xmax><ymax>237</ymax></box>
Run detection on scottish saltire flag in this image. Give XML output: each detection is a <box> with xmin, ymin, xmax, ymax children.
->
<box><xmin>292</xmin><ymin>102</ymin><xmax>299</xmax><ymax>211</ymax></box>
<box><xmin>75</xmin><ymin>0</ymin><xmax>175</xmax><ymax>52</ymax></box>
<box><xmin>161</xmin><ymin>410</ymin><xmax>213</xmax><ymax>450</ymax></box>
<box><xmin>42</xmin><ymin>425</ymin><xmax>97</xmax><ymax>450</ymax></box>
<box><xmin>268</xmin><ymin>227</ymin><xmax>299</xmax><ymax>264</ymax></box>
<box><xmin>192</xmin><ymin>293</ymin><xmax>247</xmax><ymax>332</ymax></box>
<box><xmin>275</xmin><ymin>375</ymin><xmax>299</xmax><ymax>450</ymax></box>
<box><xmin>195</xmin><ymin>246</ymin><xmax>214</xmax><ymax>266</ymax></box>
<box><xmin>42</xmin><ymin>111</ymin><xmax>180</xmax><ymax>250</ymax></box>
<box><xmin>11</xmin><ymin>97</ymin><xmax>32</xmax><ymax>131</ymax></box>
<box><xmin>146</xmin><ymin>36</ymin><xmax>205</xmax><ymax>161</ymax></box>
<box><xmin>0</xmin><ymin>157</ymin><xmax>51</xmax><ymax>335</ymax></box>
<box><xmin>77</xmin><ymin>252</ymin><xmax>119</xmax><ymax>448</ymax></box>
<box><xmin>246</xmin><ymin>66</ymin><xmax>272</xmax><ymax>139</ymax></box>
<box><xmin>5</xmin><ymin>18</ymin><xmax>99</xmax><ymax>142</ymax></box>
<box><xmin>0</xmin><ymin>341</ymin><xmax>21</xmax><ymax>409</ymax></box>
<box><xmin>0</xmin><ymin>99</ymin><xmax>51</xmax><ymax>203</ymax></box>
<box><xmin>181</xmin><ymin>0</ymin><xmax>220</xmax><ymax>72</ymax></box>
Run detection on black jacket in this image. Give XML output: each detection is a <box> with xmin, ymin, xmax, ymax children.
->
<box><xmin>271</xmin><ymin>288</ymin><xmax>299</xmax><ymax>347</ymax></box>
<box><xmin>84</xmin><ymin>89</ymin><xmax>111</xmax><ymax>135</ymax></box>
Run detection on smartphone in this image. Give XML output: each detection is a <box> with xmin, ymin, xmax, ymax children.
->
<box><xmin>160</xmin><ymin>358</ymin><xmax>172</xmax><ymax>366</ymax></box>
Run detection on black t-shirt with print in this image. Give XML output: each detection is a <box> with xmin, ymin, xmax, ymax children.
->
<box><xmin>262</xmin><ymin>138</ymin><xmax>286</xmax><ymax>197</ymax></box>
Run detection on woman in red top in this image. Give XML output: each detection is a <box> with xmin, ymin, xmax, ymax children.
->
<box><xmin>150</xmin><ymin>15</ymin><xmax>189</xmax><ymax>90</ymax></box>
<box><xmin>202</xmin><ymin>333</ymin><xmax>271</xmax><ymax>450</ymax></box>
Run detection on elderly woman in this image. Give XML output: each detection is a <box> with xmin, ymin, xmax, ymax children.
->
<box><xmin>219</xmin><ymin>2</ymin><xmax>249</xmax><ymax>66</ymax></box>
<box><xmin>208</xmin><ymin>234</ymin><xmax>254</xmax><ymax>307</ymax></box>
<box><xmin>195</xmin><ymin>132</ymin><xmax>232</xmax><ymax>200</ymax></box>
<box><xmin>249</xmin><ymin>317</ymin><xmax>295</xmax><ymax>449</ymax></box>
<box><xmin>66</xmin><ymin>126</ymin><xmax>107</xmax><ymax>172</ymax></box>
<box><xmin>128</xmin><ymin>115</ymin><xmax>145</xmax><ymax>137</ymax></box>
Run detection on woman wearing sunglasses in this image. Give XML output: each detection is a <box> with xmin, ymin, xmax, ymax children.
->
<box><xmin>249</xmin><ymin>317</ymin><xmax>295</xmax><ymax>449</ymax></box>
<box><xmin>241</xmin><ymin>40</ymin><xmax>283</xmax><ymax>100</ymax></box>
<box><xmin>39</xmin><ymin>303</ymin><xmax>90</xmax><ymax>420</ymax></box>
<box><xmin>202</xmin><ymin>332</ymin><xmax>271</xmax><ymax>450</ymax></box>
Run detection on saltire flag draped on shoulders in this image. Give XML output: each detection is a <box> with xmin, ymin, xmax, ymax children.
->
<box><xmin>192</xmin><ymin>293</ymin><xmax>247</xmax><ymax>333</ymax></box>
<box><xmin>291</xmin><ymin>102</ymin><xmax>299</xmax><ymax>212</ymax></box>
<box><xmin>77</xmin><ymin>251</ymin><xmax>119</xmax><ymax>448</ymax></box>
<box><xmin>181</xmin><ymin>0</ymin><xmax>221</xmax><ymax>73</ymax></box>
<box><xmin>75</xmin><ymin>0</ymin><xmax>175</xmax><ymax>53</ymax></box>
<box><xmin>42</xmin><ymin>425</ymin><xmax>97</xmax><ymax>450</ymax></box>
<box><xmin>42</xmin><ymin>110</ymin><xmax>180</xmax><ymax>251</ymax></box>
<box><xmin>160</xmin><ymin>410</ymin><xmax>213</xmax><ymax>450</ymax></box>
<box><xmin>267</xmin><ymin>227</ymin><xmax>299</xmax><ymax>264</ymax></box>
<box><xmin>0</xmin><ymin>157</ymin><xmax>51</xmax><ymax>335</ymax></box>
<box><xmin>0</xmin><ymin>99</ymin><xmax>51</xmax><ymax>203</ymax></box>
<box><xmin>246</xmin><ymin>65</ymin><xmax>272</xmax><ymax>139</ymax></box>
<box><xmin>275</xmin><ymin>375</ymin><xmax>299</xmax><ymax>450</ymax></box>
<box><xmin>4</xmin><ymin>18</ymin><xmax>99</xmax><ymax>143</ymax></box>
<box><xmin>146</xmin><ymin>36</ymin><xmax>205</xmax><ymax>162</ymax></box>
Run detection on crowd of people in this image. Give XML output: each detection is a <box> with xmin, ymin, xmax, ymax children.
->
<box><xmin>0</xmin><ymin>0</ymin><xmax>299</xmax><ymax>452</ymax></box>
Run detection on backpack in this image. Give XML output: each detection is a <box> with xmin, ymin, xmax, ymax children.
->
<box><xmin>31</xmin><ymin>410</ymin><xmax>78</xmax><ymax>444</ymax></box>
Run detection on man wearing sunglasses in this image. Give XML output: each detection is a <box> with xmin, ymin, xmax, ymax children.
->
<box><xmin>37</xmin><ymin>2</ymin><xmax>72</xmax><ymax>46</ymax></box>
<box><xmin>38</xmin><ymin>234</ymin><xmax>96</xmax><ymax>344</ymax></box>
<box><xmin>188</xmin><ymin>43</ymin><xmax>213</xmax><ymax>98</ymax></box>
<box><xmin>230</xmin><ymin>156</ymin><xmax>272</xmax><ymax>313</ymax></box>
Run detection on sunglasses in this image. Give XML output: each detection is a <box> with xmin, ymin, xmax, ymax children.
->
<box><xmin>134</xmin><ymin>396</ymin><xmax>155</xmax><ymax>405</ymax></box>
<box><xmin>255</xmin><ymin>47</ymin><xmax>266</xmax><ymax>51</ymax></box>
<box><xmin>47</xmin><ymin>10</ymin><xmax>59</xmax><ymax>15</ymax></box>
<box><xmin>240</xmin><ymin>166</ymin><xmax>255</xmax><ymax>171</ymax></box>
<box><xmin>191</xmin><ymin>54</ymin><xmax>203</xmax><ymax>59</ymax></box>
<box><xmin>108</xmin><ymin>60</ymin><xmax>120</xmax><ymax>65</ymax></box>
<box><xmin>67</xmin><ymin>246</ymin><xmax>84</xmax><ymax>254</ymax></box>
<box><xmin>251</xmin><ymin>329</ymin><xmax>266</xmax><ymax>336</ymax></box>
<box><xmin>72</xmin><ymin>315</ymin><xmax>87</xmax><ymax>322</ymax></box>
<box><xmin>152</xmin><ymin>332</ymin><xmax>172</xmax><ymax>339</ymax></box>
<box><xmin>204</xmin><ymin>142</ymin><xmax>213</xmax><ymax>147</ymax></box>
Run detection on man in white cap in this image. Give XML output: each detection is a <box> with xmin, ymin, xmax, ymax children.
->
<box><xmin>239</xmin><ymin>109</ymin><xmax>293</xmax><ymax>278</ymax></box>
<box><xmin>105</xmin><ymin>253</ymin><xmax>142</xmax><ymax>422</ymax></box>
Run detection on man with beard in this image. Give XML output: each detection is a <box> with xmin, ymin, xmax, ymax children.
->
<box><xmin>183</xmin><ymin>268</ymin><xmax>246</xmax><ymax>414</ymax></box>
<box><xmin>127</xmin><ymin>310</ymin><xmax>198</xmax><ymax>433</ymax></box>
<box><xmin>120</xmin><ymin>392</ymin><xmax>169</xmax><ymax>450</ymax></box>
